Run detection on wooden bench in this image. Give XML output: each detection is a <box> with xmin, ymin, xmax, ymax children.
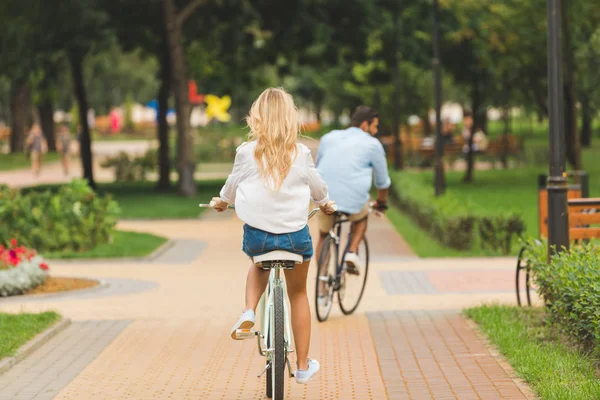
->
<box><xmin>568</xmin><ymin>198</ymin><xmax>600</xmax><ymax>241</ymax></box>
<box><xmin>516</xmin><ymin>175</ymin><xmax>599</xmax><ymax>306</ymax></box>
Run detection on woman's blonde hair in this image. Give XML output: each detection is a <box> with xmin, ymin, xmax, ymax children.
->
<box><xmin>247</xmin><ymin>87</ymin><xmax>300</xmax><ymax>191</ymax></box>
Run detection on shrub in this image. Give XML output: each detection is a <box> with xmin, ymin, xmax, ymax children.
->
<box><xmin>390</xmin><ymin>172</ymin><xmax>525</xmax><ymax>253</ymax></box>
<box><xmin>478</xmin><ymin>214</ymin><xmax>526</xmax><ymax>254</ymax></box>
<box><xmin>101</xmin><ymin>149</ymin><xmax>157</xmax><ymax>182</ymax></box>
<box><xmin>0</xmin><ymin>180</ymin><xmax>120</xmax><ymax>253</ymax></box>
<box><xmin>525</xmin><ymin>239</ymin><xmax>600</xmax><ymax>353</ymax></box>
<box><xmin>0</xmin><ymin>239</ymin><xmax>49</xmax><ymax>296</ymax></box>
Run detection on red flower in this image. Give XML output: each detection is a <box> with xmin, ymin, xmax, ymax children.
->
<box><xmin>10</xmin><ymin>238</ymin><xmax>17</xmax><ymax>248</ymax></box>
<box><xmin>39</xmin><ymin>262</ymin><xmax>49</xmax><ymax>271</ymax></box>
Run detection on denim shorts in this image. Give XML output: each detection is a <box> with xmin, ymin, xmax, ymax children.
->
<box><xmin>242</xmin><ymin>224</ymin><xmax>313</xmax><ymax>262</ymax></box>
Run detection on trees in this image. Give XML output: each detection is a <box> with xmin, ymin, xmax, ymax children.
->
<box><xmin>164</xmin><ymin>0</ymin><xmax>210</xmax><ymax>196</ymax></box>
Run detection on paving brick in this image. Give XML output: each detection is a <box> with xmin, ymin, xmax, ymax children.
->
<box><xmin>367</xmin><ymin>310</ymin><xmax>530</xmax><ymax>400</ymax></box>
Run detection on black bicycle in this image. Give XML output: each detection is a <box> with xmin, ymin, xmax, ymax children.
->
<box><xmin>315</xmin><ymin>210</ymin><xmax>372</xmax><ymax>322</ymax></box>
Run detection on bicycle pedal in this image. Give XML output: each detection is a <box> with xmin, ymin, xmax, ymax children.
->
<box><xmin>235</xmin><ymin>328</ymin><xmax>258</xmax><ymax>340</ymax></box>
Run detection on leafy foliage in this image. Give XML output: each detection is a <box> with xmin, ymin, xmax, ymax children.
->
<box><xmin>525</xmin><ymin>239</ymin><xmax>600</xmax><ymax>355</ymax></box>
<box><xmin>100</xmin><ymin>150</ymin><xmax>158</xmax><ymax>182</ymax></box>
<box><xmin>390</xmin><ymin>171</ymin><xmax>525</xmax><ymax>253</ymax></box>
<box><xmin>0</xmin><ymin>180</ymin><xmax>120</xmax><ymax>253</ymax></box>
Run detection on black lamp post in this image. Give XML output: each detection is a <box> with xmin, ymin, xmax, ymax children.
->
<box><xmin>546</xmin><ymin>0</ymin><xmax>570</xmax><ymax>255</ymax></box>
<box><xmin>393</xmin><ymin>0</ymin><xmax>403</xmax><ymax>170</ymax></box>
<box><xmin>433</xmin><ymin>0</ymin><xmax>445</xmax><ymax>196</ymax></box>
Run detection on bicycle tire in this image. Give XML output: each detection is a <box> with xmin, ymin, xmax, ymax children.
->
<box><xmin>266</xmin><ymin>359</ymin><xmax>272</xmax><ymax>398</ymax></box>
<box><xmin>272</xmin><ymin>285</ymin><xmax>285</xmax><ymax>400</ymax></box>
<box><xmin>315</xmin><ymin>236</ymin><xmax>336</xmax><ymax>322</ymax></box>
<box><xmin>338</xmin><ymin>236</ymin><xmax>369</xmax><ymax>315</ymax></box>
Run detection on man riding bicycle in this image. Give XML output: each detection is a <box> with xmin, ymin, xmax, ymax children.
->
<box><xmin>315</xmin><ymin>106</ymin><xmax>391</xmax><ymax>274</ymax></box>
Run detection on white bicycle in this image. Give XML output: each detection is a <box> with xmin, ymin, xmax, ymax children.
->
<box><xmin>200</xmin><ymin>202</ymin><xmax>323</xmax><ymax>400</ymax></box>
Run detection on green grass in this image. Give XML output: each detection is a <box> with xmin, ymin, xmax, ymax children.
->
<box><xmin>386</xmin><ymin>206</ymin><xmax>465</xmax><ymax>257</ymax></box>
<box><xmin>25</xmin><ymin>179</ymin><xmax>226</xmax><ymax>219</ymax></box>
<box><xmin>101</xmin><ymin>180</ymin><xmax>226</xmax><ymax>219</ymax></box>
<box><xmin>466</xmin><ymin>305</ymin><xmax>600</xmax><ymax>399</ymax></box>
<box><xmin>0</xmin><ymin>312</ymin><xmax>61</xmax><ymax>360</ymax></box>
<box><xmin>45</xmin><ymin>230</ymin><xmax>167</xmax><ymax>259</ymax></box>
<box><xmin>0</xmin><ymin>153</ymin><xmax>60</xmax><ymax>171</ymax></box>
<box><xmin>388</xmin><ymin>143</ymin><xmax>600</xmax><ymax>257</ymax></box>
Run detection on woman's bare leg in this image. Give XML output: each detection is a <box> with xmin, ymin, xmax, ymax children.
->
<box><xmin>284</xmin><ymin>260</ymin><xmax>311</xmax><ymax>370</ymax></box>
<box><xmin>245</xmin><ymin>263</ymin><xmax>270</xmax><ymax>312</ymax></box>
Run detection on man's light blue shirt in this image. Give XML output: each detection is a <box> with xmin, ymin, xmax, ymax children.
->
<box><xmin>316</xmin><ymin>127</ymin><xmax>391</xmax><ymax>214</ymax></box>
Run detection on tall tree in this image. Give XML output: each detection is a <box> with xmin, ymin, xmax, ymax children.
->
<box><xmin>50</xmin><ymin>0</ymin><xmax>112</xmax><ymax>188</ymax></box>
<box><xmin>164</xmin><ymin>0</ymin><xmax>209</xmax><ymax>196</ymax></box>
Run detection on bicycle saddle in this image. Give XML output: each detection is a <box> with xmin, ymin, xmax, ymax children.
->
<box><xmin>254</xmin><ymin>251</ymin><xmax>303</xmax><ymax>269</ymax></box>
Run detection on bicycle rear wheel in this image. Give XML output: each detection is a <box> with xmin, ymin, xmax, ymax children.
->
<box><xmin>315</xmin><ymin>236</ymin><xmax>336</xmax><ymax>322</ymax></box>
<box><xmin>271</xmin><ymin>285</ymin><xmax>285</xmax><ymax>399</ymax></box>
<box><xmin>338</xmin><ymin>237</ymin><xmax>369</xmax><ymax>315</ymax></box>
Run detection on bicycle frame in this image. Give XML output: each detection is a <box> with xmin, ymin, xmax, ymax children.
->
<box><xmin>328</xmin><ymin>214</ymin><xmax>352</xmax><ymax>286</ymax></box>
<box><xmin>257</xmin><ymin>266</ymin><xmax>295</xmax><ymax>378</ymax></box>
<box><xmin>326</xmin><ymin>208</ymin><xmax>377</xmax><ymax>287</ymax></box>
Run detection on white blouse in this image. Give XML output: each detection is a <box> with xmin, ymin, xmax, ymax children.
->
<box><xmin>220</xmin><ymin>141</ymin><xmax>329</xmax><ymax>234</ymax></box>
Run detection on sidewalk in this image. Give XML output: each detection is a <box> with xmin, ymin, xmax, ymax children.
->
<box><xmin>0</xmin><ymin>211</ymin><xmax>533</xmax><ymax>399</ymax></box>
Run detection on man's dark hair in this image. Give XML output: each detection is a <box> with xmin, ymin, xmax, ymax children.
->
<box><xmin>463</xmin><ymin>109</ymin><xmax>473</xmax><ymax>118</ymax></box>
<box><xmin>350</xmin><ymin>106</ymin><xmax>379</xmax><ymax>128</ymax></box>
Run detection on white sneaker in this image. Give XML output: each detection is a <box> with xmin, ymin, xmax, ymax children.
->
<box><xmin>344</xmin><ymin>252</ymin><xmax>362</xmax><ymax>275</ymax></box>
<box><xmin>295</xmin><ymin>358</ymin><xmax>320</xmax><ymax>384</ymax></box>
<box><xmin>230</xmin><ymin>309</ymin><xmax>255</xmax><ymax>340</ymax></box>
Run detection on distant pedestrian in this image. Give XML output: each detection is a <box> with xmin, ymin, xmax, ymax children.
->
<box><xmin>56</xmin><ymin>125</ymin><xmax>72</xmax><ymax>176</ymax></box>
<box><xmin>25</xmin><ymin>124</ymin><xmax>48</xmax><ymax>176</ymax></box>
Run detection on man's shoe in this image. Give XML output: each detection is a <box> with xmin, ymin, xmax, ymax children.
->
<box><xmin>344</xmin><ymin>252</ymin><xmax>362</xmax><ymax>275</ymax></box>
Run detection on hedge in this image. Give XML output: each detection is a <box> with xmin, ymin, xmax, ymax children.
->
<box><xmin>0</xmin><ymin>179</ymin><xmax>120</xmax><ymax>253</ymax></box>
<box><xmin>389</xmin><ymin>172</ymin><xmax>524</xmax><ymax>253</ymax></box>
<box><xmin>524</xmin><ymin>239</ymin><xmax>600</xmax><ymax>354</ymax></box>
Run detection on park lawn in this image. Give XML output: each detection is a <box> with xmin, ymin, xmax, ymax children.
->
<box><xmin>25</xmin><ymin>179</ymin><xmax>226</xmax><ymax>219</ymax></box>
<box><xmin>0</xmin><ymin>312</ymin><xmax>61</xmax><ymax>360</ymax></box>
<box><xmin>98</xmin><ymin>180</ymin><xmax>226</xmax><ymax>219</ymax></box>
<box><xmin>0</xmin><ymin>153</ymin><xmax>60</xmax><ymax>171</ymax></box>
<box><xmin>389</xmin><ymin>143</ymin><xmax>600</xmax><ymax>257</ymax></box>
<box><xmin>45</xmin><ymin>230</ymin><xmax>167</xmax><ymax>259</ymax></box>
<box><xmin>466</xmin><ymin>305</ymin><xmax>600</xmax><ymax>400</ymax></box>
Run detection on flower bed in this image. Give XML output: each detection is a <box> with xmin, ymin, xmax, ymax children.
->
<box><xmin>0</xmin><ymin>239</ymin><xmax>49</xmax><ymax>297</ymax></box>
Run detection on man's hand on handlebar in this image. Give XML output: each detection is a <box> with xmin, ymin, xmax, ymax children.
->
<box><xmin>320</xmin><ymin>200</ymin><xmax>337</xmax><ymax>215</ymax></box>
<box><xmin>371</xmin><ymin>199</ymin><xmax>388</xmax><ymax>213</ymax></box>
<box><xmin>211</xmin><ymin>197</ymin><xmax>229</xmax><ymax>212</ymax></box>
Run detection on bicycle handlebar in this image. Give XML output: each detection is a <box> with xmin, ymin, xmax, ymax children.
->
<box><xmin>199</xmin><ymin>201</ymin><xmax>336</xmax><ymax>220</ymax></box>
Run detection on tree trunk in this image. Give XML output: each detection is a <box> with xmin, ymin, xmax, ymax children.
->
<box><xmin>422</xmin><ymin>113</ymin><xmax>432</xmax><ymax>136</ymax></box>
<box><xmin>502</xmin><ymin>106</ymin><xmax>510</xmax><ymax>169</ymax></box>
<box><xmin>39</xmin><ymin>100</ymin><xmax>56</xmax><ymax>152</ymax></box>
<box><xmin>463</xmin><ymin>84</ymin><xmax>480</xmax><ymax>183</ymax></box>
<box><xmin>580</xmin><ymin>94</ymin><xmax>592</xmax><ymax>148</ymax></box>
<box><xmin>70</xmin><ymin>54</ymin><xmax>95</xmax><ymax>189</ymax></box>
<box><xmin>9</xmin><ymin>83</ymin><xmax>29</xmax><ymax>153</ymax></box>
<box><xmin>156</xmin><ymin>46</ymin><xmax>172</xmax><ymax>192</ymax></box>
<box><xmin>561</xmin><ymin>0</ymin><xmax>582</xmax><ymax>169</ymax></box>
<box><xmin>314</xmin><ymin>100</ymin><xmax>322</xmax><ymax>124</ymax></box>
<box><xmin>164</xmin><ymin>0</ymin><xmax>196</xmax><ymax>196</ymax></box>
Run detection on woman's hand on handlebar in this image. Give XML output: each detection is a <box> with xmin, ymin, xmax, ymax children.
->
<box><xmin>211</xmin><ymin>197</ymin><xmax>229</xmax><ymax>212</ymax></box>
<box><xmin>320</xmin><ymin>200</ymin><xmax>337</xmax><ymax>215</ymax></box>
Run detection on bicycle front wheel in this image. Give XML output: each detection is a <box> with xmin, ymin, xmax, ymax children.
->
<box><xmin>338</xmin><ymin>237</ymin><xmax>369</xmax><ymax>315</ymax></box>
<box><xmin>315</xmin><ymin>236</ymin><xmax>336</xmax><ymax>322</ymax></box>
<box><xmin>271</xmin><ymin>285</ymin><xmax>286</xmax><ymax>400</ymax></box>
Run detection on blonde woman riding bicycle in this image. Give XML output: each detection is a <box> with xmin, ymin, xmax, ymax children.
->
<box><xmin>211</xmin><ymin>87</ymin><xmax>336</xmax><ymax>385</ymax></box>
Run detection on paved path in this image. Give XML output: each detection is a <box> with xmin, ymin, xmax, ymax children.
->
<box><xmin>0</xmin><ymin>140</ymin><xmax>230</xmax><ymax>188</ymax></box>
<box><xmin>0</xmin><ymin>212</ymin><xmax>534</xmax><ymax>400</ymax></box>
<box><xmin>0</xmin><ymin>139</ymin><xmax>535</xmax><ymax>399</ymax></box>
